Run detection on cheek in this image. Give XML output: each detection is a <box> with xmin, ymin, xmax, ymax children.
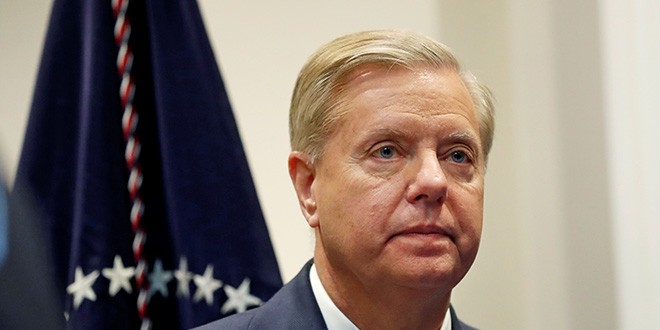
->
<box><xmin>451</xmin><ymin>185</ymin><xmax>484</xmax><ymax>252</ymax></box>
<box><xmin>317</xmin><ymin>174</ymin><xmax>404</xmax><ymax>246</ymax></box>
<box><xmin>355</xmin><ymin>176</ymin><xmax>407</xmax><ymax>221</ymax></box>
<box><xmin>462</xmin><ymin>211</ymin><xmax>483</xmax><ymax>249</ymax></box>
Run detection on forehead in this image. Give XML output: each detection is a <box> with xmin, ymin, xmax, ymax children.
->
<box><xmin>318</xmin><ymin>64</ymin><xmax>484</xmax><ymax>166</ymax></box>
<box><xmin>333</xmin><ymin>64</ymin><xmax>478</xmax><ymax>130</ymax></box>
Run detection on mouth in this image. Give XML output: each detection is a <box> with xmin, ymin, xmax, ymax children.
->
<box><xmin>391</xmin><ymin>225</ymin><xmax>454</xmax><ymax>244</ymax></box>
<box><xmin>399</xmin><ymin>224</ymin><xmax>450</xmax><ymax>236</ymax></box>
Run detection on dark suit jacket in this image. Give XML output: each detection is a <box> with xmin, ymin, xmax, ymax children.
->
<box><xmin>195</xmin><ymin>260</ymin><xmax>477</xmax><ymax>330</ymax></box>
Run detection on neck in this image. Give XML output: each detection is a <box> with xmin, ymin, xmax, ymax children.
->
<box><xmin>314</xmin><ymin>250</ymin><xmax>452</xmax><ymax>330</ymax></box>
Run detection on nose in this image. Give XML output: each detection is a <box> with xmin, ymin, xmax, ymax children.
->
<box><xmin>406</xmin><ymin>151</ymin><xmax>448</xmax><ymax>204</ymax></box>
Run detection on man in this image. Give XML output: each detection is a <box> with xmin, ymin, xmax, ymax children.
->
<box><xmin>199</xmin><ymin>29</ymin><xmax>494</xmax><ymax>330</ymax></box>
<box><xmin>0</xmin><ymin>170</ymin><xmax>63</xmax><ymax>328</ymax></box>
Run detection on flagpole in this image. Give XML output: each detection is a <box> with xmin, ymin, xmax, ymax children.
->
<box><xmin>112</xmin><ymin>0</ymin><xmax>151</xmax><ymax>329</ymax></box>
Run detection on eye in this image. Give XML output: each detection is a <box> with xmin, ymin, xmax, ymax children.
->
<box><xmin>377</xmin><ymin>146</ymin><xmax>397</xmax><ymax>159</ymax></box>
<box><xmin>449</xmin><ymin>150</ymin><xmax>470</xmax><ymax>163</ymax></box>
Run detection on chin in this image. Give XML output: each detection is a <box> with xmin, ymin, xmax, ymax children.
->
<box><xmin>391</xmin><ymin>261</ymin><xmax>466</xmax><ymax>290</ymax></box>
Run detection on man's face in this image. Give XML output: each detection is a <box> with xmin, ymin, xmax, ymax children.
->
<box><xmin>297</xmin><ymin>65</ymin><xmax>484</xmax><ymax>291</ymax></box>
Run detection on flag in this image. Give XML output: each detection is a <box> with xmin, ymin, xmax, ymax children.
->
<box><xmin>12</xmin><ymin>0</ymin><xmax>283</xmax><ymax>328</ymax></box>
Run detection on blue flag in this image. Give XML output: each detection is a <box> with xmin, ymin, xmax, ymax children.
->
<box><xmin>12</xmin><ymin>0</ymin><xmax>282</xmax><ymax>328</ymax></box>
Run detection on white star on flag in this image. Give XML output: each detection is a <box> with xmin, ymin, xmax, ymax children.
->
<box><xmin>221</xmin><ymin>278</ymin><xmax>262</xmax><ymax>314</ymax></box>
<box><xmin>193</xmin><ymin>264</ymin><xmax>222</xmax><ymax>305</ymax></box>
<box><xmin>149</xmin><ymin>259</ymin><xmax>173</xmax><ymax>298</ymax></box>
<box><xmin>66</xmin><ymin>266</ymin><xmax>100</xmax><ymax>309</ymax></box>
<box><xmin>102</xmin><ymin>255</ymin><xmax>135</xmax><ymax>296</ymax></box>
<box><xmin>174</xmin><ymin>257</ymin><xmax>193</xmax><ymax>297</ymax></box>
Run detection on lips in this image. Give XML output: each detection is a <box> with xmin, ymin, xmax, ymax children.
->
<box><xmin>391</xmin><ymin>224</ymin><xmax>454</xmax><ymax>242</ymax></box>
<box><xmin>400</xmin><ymin>224</ymin><xmax>448</xmax><ymax>235</ymax></box>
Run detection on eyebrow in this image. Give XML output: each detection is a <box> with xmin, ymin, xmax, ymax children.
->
<box><xmin>446</xmin><ymin>131</ymin><xmax>482</xmax><ymax>153</ymax></box>
<box><xmin>361</xmin><ymin>127</ymin><xmax>481</xmax><ymax>151</ymax></box>
<box><xmin>448</xmin><ymin>131</ymin><xmax>479</xmax><ymax>143</ymax></box>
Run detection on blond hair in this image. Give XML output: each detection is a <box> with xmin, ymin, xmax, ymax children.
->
<box><xmin>290</xmin><ymin>29</ymin><xmax>495</xmax><ymax>162</ymax></box>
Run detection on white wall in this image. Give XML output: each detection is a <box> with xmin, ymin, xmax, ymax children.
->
<box><xmin>0</xmin><ymin>1</ymin><xmax>49</xmax><ymax>179</ymax></box>
<box><xmin>600</xmin><ymin>0</ymin><xmax>660</xmax><ymax>328</ymax></box>
<box><xmin>1</xmin><ymin>1</ymin><xmax>659</xmax><ymax>329</ymax></box>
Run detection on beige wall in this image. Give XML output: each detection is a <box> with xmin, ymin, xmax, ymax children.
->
<box><xmin>600</xmin><ymin>0</ymin><xmax>660</xmax><ymax>328</ymax></box>
<box><xmin>2</xmin><ymin>1</ymin><xmax>659</xmax><ymax>329</ymax></box>
<box><xmin>0</xmin><ymin>1</ymin><xmax>49</xmax><ymax>178</ymax></box>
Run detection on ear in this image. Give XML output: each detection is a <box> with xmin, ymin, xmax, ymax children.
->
<box><xmin>288</xmin><ymin>151</ymin><xmax>319</xmax><ymax>228</ymax></box>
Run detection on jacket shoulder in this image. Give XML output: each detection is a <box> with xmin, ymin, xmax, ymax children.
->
<box><xmin>193</xmin><ymin>310</ymin><xmax>256</xmax><ymax>329</ymax></box>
